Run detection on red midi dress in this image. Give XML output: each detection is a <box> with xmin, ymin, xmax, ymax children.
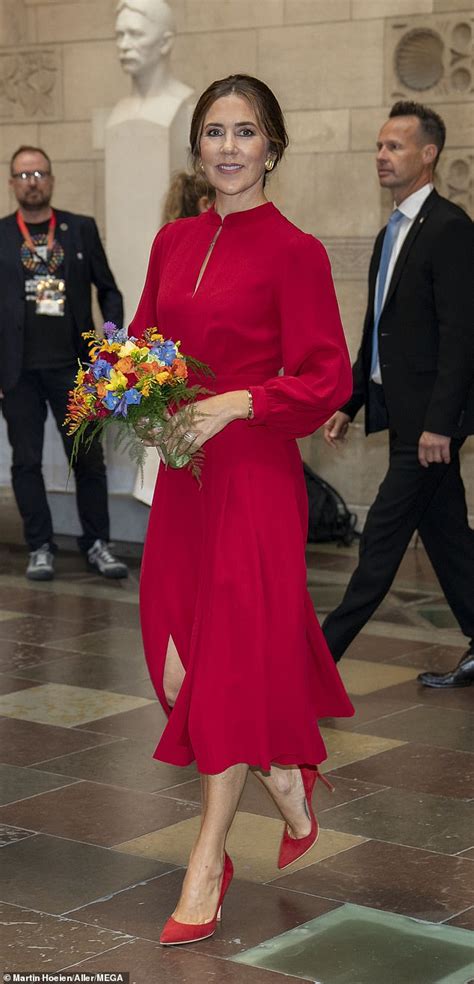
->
<box><xmin>129</xmin><ymin>202</ymin><xmax>354</xmax><ymax>774</ymax></box>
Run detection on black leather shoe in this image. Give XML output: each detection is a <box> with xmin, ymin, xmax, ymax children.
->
<box><xmin>418</xmin><ymin>649</ymin><xmax>474</xmax><ymax>688</ymax></box>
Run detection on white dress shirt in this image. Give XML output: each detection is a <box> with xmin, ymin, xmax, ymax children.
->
<box><xmin>371</xmin><ymin>182</ymin><xmax>433</xmax><ymax>384</ymax></box>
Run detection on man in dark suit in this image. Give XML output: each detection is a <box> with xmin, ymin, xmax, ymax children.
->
<box><xmin>0</xmin><ymin>145</ymin><xmax>128</xmax><ymax>580</ymax></box>
<box><xmin>322</xmin><ymin>102</ymin><xmax>474</xmax><ymax>689</ymax></box>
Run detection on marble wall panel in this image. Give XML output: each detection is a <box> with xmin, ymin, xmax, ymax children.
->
<box><xmin>258</xmin><ymin>19</ymin><xmax>384</xmax><ymax>111</ymax></box>
<box><xmin>433</xmin><ymin>0</ymin><xmax>474</xmax><ymax>9</ymax></box>
<box><xmin>333</xmin><ymin>279</ymin><xmax>370</xmax><ymax>362</ymax></box>
<box><xmin>0</xmin><ymin>164</ymin><xmax>10</xmax><ymax>216</ymax></box>
<box><xmin>323</xmin><ymin>239</ymin><xmax>375</xmax><ymax>283</ymax></box>
<box><xmin>270</xmin><ymin>152</ymin><xmax>381</xmax><ymax>238</ymax></box>
<box><xmin>352</xmin><ymin>0</ymin><xmax>433</xmax><ymax>17</ymax></box>
<box><xmin>0</xmin><ymin>0</ymin><xmax>32</xmax><ymax>45</ymax></box>
<box><xmin>286</xmin><ymin>110</ymin><xmax>350</xmax><ymax>153</ymax></box>
<box><xmin>62</xmin><ymin>41</ymin><xmax>129</xmax><ymax>120</ymax></box>
<box><xmin>53</xmin><ymin>160</ymin><xmax>95</xmax><ymax>215</ymax></box>
<box><xmin>0</xmin><ymin>123</ymin><xmax>39</xmax><ymax>163</ymax></box>
<box><xmin>283</xmin><ymin>0</ymin><xmax>351</xmax><ymax>23</ymax></box>
<box><xmin>350</xmin><ymin>107</ymin><xmax>391</xmax><ymax>150</ymax></box>
<box><xmin>306</xmin><ymin>425</ymin><xmax>388</xmax><ymax>515</ymax></box>
<box><xmin>25</xmin><ymin>0</ymin><xmax>97</xmax><ymax>4</ymax></box>
<box><xmin>172</xmin><ymin>0</ymin><xmax>284</xmax><ymax>32</ymax></box>
<box><xmin>38</xmin><ymin>121</ymin><xmax>100</xmax><ymax>161</ymax></box>
<box><xmin>170</xmin><ymin>29</ymin><xmax>258</xmax><ymax>94</ymax></box>
<box><xmin>36</xmin><ymin>2</ymin><xmax>115</xmax><ymax>42</ymax></box>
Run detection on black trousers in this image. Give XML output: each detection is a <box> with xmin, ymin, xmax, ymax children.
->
<box><xmin>2</xmin><ymin>367</ymin><xmax>109</xmax><ymax>552</ymax></box>
<box><xmin>322</xmin><ymin>433</ymin><xmax>474</xmax><ymax>661</ymax></box>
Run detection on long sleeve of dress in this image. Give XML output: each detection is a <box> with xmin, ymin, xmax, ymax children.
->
<box><xmin>248</xmin><ymin>234</ymin><xmax>353</xmax><ymax>439</ymax></box>
<box><xmin>128</xmin><ymin>225</ymin><xmax>168</xmax><ymax>336</ymax></box>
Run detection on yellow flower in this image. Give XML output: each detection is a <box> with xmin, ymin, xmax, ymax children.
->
<box><xmin>138</xmin><ymin>378</ymin><xmax>153</xmax><ymax>397</ymax></box>
<box><xmin>149</xmin><ymin>328</ymin><xmax>163</xmax><ymax>342</ymax></box>
<box><xmin>155</xmin><ymin>370</ymin><xmax>171</xmax><ymax>384</ymax></box>
<box><xmin>106</xmin><ymin>368</ymin><xmax>127</xmax><ymax>391</ymax></box>
<box><xmin>119</xmin><ymin>340</ymin><xmax>142</xmax><ymax>357</ymax></box>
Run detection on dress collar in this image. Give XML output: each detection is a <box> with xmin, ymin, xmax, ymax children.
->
<box><xmin>203</xmin><ymin>201</ymin><xmax>277</xmax><ymax>228</ymax></box>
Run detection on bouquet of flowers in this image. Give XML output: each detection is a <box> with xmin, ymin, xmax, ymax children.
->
<box><xmin>65</xmin><ymin>322</ymin><xmax>213</xmax><ymax>480</ymax></box>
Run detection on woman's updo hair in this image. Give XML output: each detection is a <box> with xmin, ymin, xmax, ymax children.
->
<box><xmin>190</xmin><ymin>74</ymin><xmax>289</xmax><ymax>175</ymax></box>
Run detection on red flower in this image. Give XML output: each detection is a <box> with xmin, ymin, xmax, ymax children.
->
<box><xmin>125</xmin><ymin>371</ymin><xmax>140</xmax><ymax>387</ymax></box>
<box><xmin>98</xmin><ymin>350</ymin><xmax>118</xmax><ymax>365</ymax></box>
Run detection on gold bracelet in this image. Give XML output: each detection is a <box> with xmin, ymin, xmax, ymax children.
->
<box><xmin>247</xmin><ymin>389</ymin><xmax>254</xmax><ymax>420</ymax></box>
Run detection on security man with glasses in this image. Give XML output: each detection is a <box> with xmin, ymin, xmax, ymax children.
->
<box><xmin>0</xmin><ymin>145</ymin><xmax>128</xmax><ymax>581</ymax></box>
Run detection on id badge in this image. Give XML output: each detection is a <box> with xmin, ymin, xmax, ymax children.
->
<box><xmin>35</xmin><ymin>277</ymin><xmax>65</xmax><ymax>317</ymax></box>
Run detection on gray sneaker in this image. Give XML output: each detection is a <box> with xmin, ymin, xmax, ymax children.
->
<box><xmin>87</xmin><ymin>539</ymin><xmax>128</xmax><ymax>579</ymax></box>
<box><xmin>26</xmin><ymin>543</ymin><xmax>54</xmax><ymax>581</ymax></box>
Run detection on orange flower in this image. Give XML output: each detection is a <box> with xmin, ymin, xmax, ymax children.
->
<box><xmin>172</xmin><ymin>358</ymin><xmax>187</xmax><ymax>379</ymax></box>
<box><xmin>96</xmin><ymin>380</ymin><xmax>108</xmax><ymax>398</ymax></box>
<box><xmin>115</xmin><ymin>356</ymin><xmax>134</xmax><ymax>373</ymax></box>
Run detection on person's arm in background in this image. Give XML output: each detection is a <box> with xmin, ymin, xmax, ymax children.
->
<box><xmin>84</xmin><ymin>217</ymin><xmax>124</xmax><ymax>328</ymax></box>
<box><xmin>418</xmin><ymin>214</ymin><xmax>474</xmax><ymax>467</ymax></box>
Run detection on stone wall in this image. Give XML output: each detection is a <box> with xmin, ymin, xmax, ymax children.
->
<box><xmin>0</xmin><ymin>0</ymin><xmax>472</xmax><ymax>520</ymax></box>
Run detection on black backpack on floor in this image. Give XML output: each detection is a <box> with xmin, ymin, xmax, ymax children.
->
<box><xmin>303</xmin><ymin>462</ymin><xmax>359</xmax><ymax>546</ymax></box>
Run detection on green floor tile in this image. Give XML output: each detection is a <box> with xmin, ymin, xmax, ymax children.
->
<box><xmin>232</xmin><ymin>904</ymin><xmax>474</xmax><ymax>984</ymax></box>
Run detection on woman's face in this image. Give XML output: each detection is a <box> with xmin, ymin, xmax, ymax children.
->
<box><xmin>199</xmin><ymin>94</ymin><xmax>272</xmax><ymax>204</ymax></box>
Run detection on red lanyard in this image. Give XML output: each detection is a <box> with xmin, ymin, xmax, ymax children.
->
<box><xmin>16</xmin><ymin>209</ymin><xmax>56</xmax><ymax>260</ymax></box>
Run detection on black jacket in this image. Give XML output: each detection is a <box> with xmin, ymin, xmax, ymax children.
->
<box><xmin>0</xmin><ymin>208</ymin><xmax>123</xmax><ymax>393</ymax></box>
<box><xmin>342</xmin><ymin>189</ymin><xmax>474</xmax><ymax>441</ymax></box>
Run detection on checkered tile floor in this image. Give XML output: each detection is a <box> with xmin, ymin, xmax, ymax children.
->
<box><xmin>0</xmin><ymin>533</ymin><xmax>472</xmax><ymax>983</ymax></box>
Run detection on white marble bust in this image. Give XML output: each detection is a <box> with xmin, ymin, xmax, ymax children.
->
<box><xmin>109</xmin><ymin>0</ymin><xmax>193</xmax><ymax>126</ymax></box>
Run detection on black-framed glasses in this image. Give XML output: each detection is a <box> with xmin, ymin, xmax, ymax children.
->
<box><xmin>11</xmin><ymin>170</ymin><xmax>51</xmax><ymax>181</ymax></box>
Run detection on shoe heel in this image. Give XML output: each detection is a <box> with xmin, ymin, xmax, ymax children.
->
<box><xmin>217</xmin><ymin>905</ymin><xmax>222</xmax><ymax>922</ymax></box>
<box><xmin>318</xmin><ymin>771</ymin><xmax>335</xmax><ymax>794</ymax></box>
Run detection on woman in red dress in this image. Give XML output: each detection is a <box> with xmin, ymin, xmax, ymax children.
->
<box><xmin>129</xmin><ymin>75</ymin><xmax>354</xmax><ymax>946</ymax></box>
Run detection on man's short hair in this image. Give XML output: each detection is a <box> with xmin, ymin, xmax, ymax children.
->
<box><xmin>10</xmin><ymin>145</ymin><xmax>52</xmax><ymax>176</ymax></box>
<box><xmin>389</xmin><ymin>101</ymin><xmax>446</xmax><ymax>167</ymax></box>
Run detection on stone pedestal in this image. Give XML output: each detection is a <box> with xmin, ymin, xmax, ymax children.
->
<box><xmin>105</xmin><ymin>92</ymin><xmax>193</xmax><ymax>325</ymax></box>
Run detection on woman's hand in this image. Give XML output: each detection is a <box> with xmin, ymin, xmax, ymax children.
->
<box><xmin>134</xmin><ymin>415</ymin><xmax>166</xmax><ymax>447</ymax></box>
<box><xmin>163</xmin><ymin>391</ymin><xmax>249</xmax><ymax>457</ymax></box>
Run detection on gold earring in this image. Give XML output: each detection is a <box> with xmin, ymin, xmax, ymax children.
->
<box><xmin>198</xmin><ymin>159</ymin><xmax>205</xmax><ymax>172</ymax></box>
<box><xmin>265</xmin><ymin>158</ymin><xmax>275</xmax><ymax>171</ymax></box>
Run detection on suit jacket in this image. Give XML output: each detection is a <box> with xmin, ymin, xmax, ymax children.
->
<box><xmin>342</xmin><ymin>189</ymin><xmax>474</xmax><ymax>442</ymax></box>
<box><xmin>0</xmin><ymin>208</ymin><xmax>123</xmax><ymax>393</ymax></box>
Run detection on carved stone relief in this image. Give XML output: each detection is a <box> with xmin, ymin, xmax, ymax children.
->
<box><xmin>385</xmin><ymin>13</ymin><xmax>473</xmax><ymax>102</ymax></box>
<box><xmin>0</xmin><ymin>48</ymin><xmax>60</xmax><ymax>120</ymax></box>
<box><xmin>436</xmin><ymin>150</ymin><xmax>473</xmax><ymax>216</ymax></box>
<box><xmin>322</xmin><ymin>238</ymin><xmax>374</xmax><ymax>280</ymax></box>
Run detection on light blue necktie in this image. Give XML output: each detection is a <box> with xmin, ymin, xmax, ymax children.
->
<box><xmin>371</xmin><ymin>208</ymin><xmax>404</xmax><ymax>378</ymax></box>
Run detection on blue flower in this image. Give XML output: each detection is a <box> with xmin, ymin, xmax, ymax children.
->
<box><xmin>103</xmin><ymin>392</ymin><xmax>120</xmax><ymax>411</ymax></box>
<box><xmin>151</xmin><ymin>340</ymin><xmax>177</xmax><ymax>365</ymax></box>
<box><xmin>91</xmin><ymin>359</ymin><xmax>112</xmax><ymax>380</ymax></box>
<box><xmin>110</xmin><ymin>388</ymin><xmax>143</xmax><ymax>418</ymax></box>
